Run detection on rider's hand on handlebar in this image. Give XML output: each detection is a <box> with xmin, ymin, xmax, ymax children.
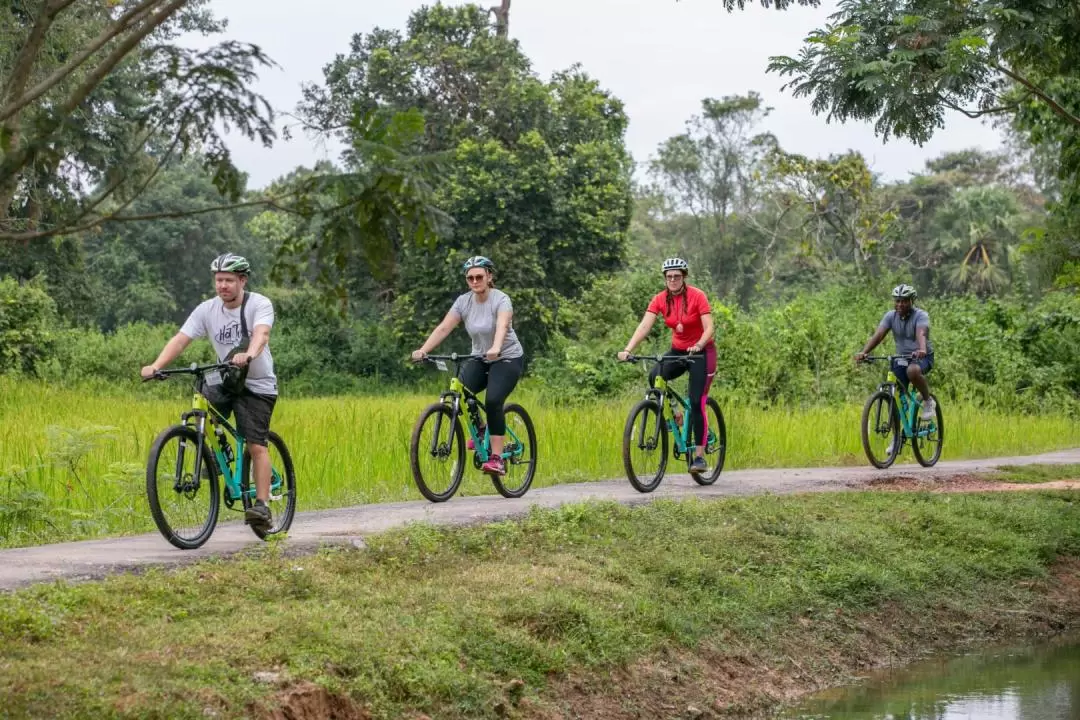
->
<box><xmin>484</xmin><ymin>346</ymin><xmax>500</xmax><ymax>362</ymax></box>
<box><xmin>410</xmin><ymin>349</ymin><xmax>427</xmax><ymax>363</ymax></box>
<box><xmin>853</xmin><ymin>352</ymin><xmax>868</xmax><ymax>364</ymax></box>
<box><xmin>617</xmin><ymin>350</ymin><xmax>631</xmax><ymax>362</ymax></box>
<box><xmin>911</xmin><ymin>349</ymin><xmax>927</xmax><ymax>360</ymax></box>
<box><xmin>139</xmin><ymin>365</ymin><xmax>158</xmax><ymax>380</ymax></box>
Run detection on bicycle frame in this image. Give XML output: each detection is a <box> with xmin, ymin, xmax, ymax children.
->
<box><xmin>163</xmin><ymin>364</ymin><xmax>284</xmax><ymax>506</ymax></box>
<box><xmin>425</xmin><ymin>354</ymin><xmax>526</xmax><ymax>464</ymax></box>
<box><xmin>630</xmin><ymin>354</ymin><xmax>717</xmax><ymax>457</ymax></box>
<box><xmin>870</xmin><ymin>358</ymin><xmax>937</xmax><ymax>441</ymax></box>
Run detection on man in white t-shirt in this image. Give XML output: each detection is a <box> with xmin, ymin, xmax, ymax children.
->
<box><xmin>140</xmin><ymin>253</ymin><xmax>279</xmax><ymax>530</ymax></box>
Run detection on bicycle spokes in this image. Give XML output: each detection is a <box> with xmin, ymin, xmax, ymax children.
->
<box><xmin>148</xmin><ymin>430</ymin><xmax>218</xmax><ymax>547</ymax></box>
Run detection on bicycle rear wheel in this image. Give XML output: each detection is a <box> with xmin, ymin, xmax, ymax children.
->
<box><xmin>146</xmin><ymin>425</ymin><xmax>220</xmax><ymax>550</ymax></box>
<box><xmin>491</xmin><ymin>403</ymin><xmax>537</xmax><ymax>498</ymax></box>
<box><xmin>622</xmin><ymin>398</ymin><xmax>668</xmax><ymax>493</ymax></box>
<box><xmin>692</xmin><ymin>397</ymin><xmax>727</xmax><ymax>485</ymax></box>
<box><xmin>410</xmin><ymin>403</ymin><xmax>465</xmax><ymax>502</ymax></box>
<box><xmin>911</xmin><ymin>394</ymin><xmax>944</xmax><ymax>467</ymax></box>
<box><xmin>861</xmin><ymin>390</ymin><xmax>901</xmax><ymax>469</ymax></box>
<box><xmin>241</xmin><ymin>430</ymin><xmax>297</xmax><ymax>540</ymax></box>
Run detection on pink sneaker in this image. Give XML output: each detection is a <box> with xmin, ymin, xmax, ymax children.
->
<box><xmin>481</xmin><ymin>456</ymin><xmax>506</xmax><ymax>475</ymax></box>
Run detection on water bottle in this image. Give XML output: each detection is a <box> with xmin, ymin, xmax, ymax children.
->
<box><xmin>215</xmin><ymin>425</ymin><xmax>234</xmax><ymax>464</ymax></box>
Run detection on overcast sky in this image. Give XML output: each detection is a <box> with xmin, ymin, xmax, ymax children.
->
<box><xmin>195</xmin><ymin>0</ymin><xmax>1004</xmax><ymax>190</ymax></box>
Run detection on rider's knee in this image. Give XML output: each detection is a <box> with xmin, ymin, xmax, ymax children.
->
<box><xmin>906</xmin><ymin>364</ymin><xmax>923</xmax><ymax>380</ymax></box>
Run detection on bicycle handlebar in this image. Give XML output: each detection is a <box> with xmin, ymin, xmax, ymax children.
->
<box><xmin>859</xmin><ymin>353</ymin><xmax>921</xmax><ymax>363</ymax></box>
<box><xmin>142</xmin><ymin>361</ymin><xmax>234</xmax><ymax>382</ymax></box>
<box><xmin>622</xmin><ymin>353</ymin><xmax>702</xmax><ymax>364</ymax></box>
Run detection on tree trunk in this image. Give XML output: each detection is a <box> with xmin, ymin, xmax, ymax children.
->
<box><xmin>490</xmin><ymin>0</ymin><xmax>510</xmax><ymax>38</ymax></box>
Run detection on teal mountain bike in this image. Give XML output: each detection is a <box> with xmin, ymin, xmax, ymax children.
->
<box><xmin>145</xmin><ymin>362</ymin><xmax>297</xmax><ymax>549</ymax></box>
<box><xmin>410</xmin><ymin>354</ymin><xmax>537</xmax><ymax>502</ymax></box>
<box><xmin>621</xmin><ymin>354</ymin><xmax>727</xmax><ymax>492</ymax></box>
<box><xmin>859</xmin><ymin>354</ymin><xmax>944</xmax><ymax>469</ymax></box>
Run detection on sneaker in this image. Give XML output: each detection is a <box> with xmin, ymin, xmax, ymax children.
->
<box><xmin>920</xmin><ymin>397</ymin><xmax>936</xmax><ymax>422</ymax></box>
<box><xmin>481</xmin><ymin>456</ymin><xmax>506</xmax><ymax>475</ymax></box>
<box><xmin>885</xmin><ymin>437</ymin><xmax>896</xmax><ymax>457</ymax></box>
<box><xmin>689</xmin><ymin>456</ymin><xmax>707</xmax><ymax>474</ymax></box>
<box><xmin>245</xmin><ymin>500</ymin><xmax>272</xmax><ymax>530</ymax></box>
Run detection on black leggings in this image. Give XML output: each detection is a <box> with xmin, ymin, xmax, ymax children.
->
<box><xmin>460</xmin><ymin>356</ymin><xmax>524</xmax><ymax>435</ymax></box>
<box><xmin>648</xmin><ymin>345</ymin><xmax>717</xmax><ymax>449</ymax></box>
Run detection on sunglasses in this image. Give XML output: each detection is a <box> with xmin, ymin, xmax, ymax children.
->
<box><xmin>466</xmin><ymin>274</ymin><xmax>487</xmax><ymax>283</ymax></box>
<box><xmin>665</xmin><ymin>273</ymin><xmax>684</xmax><ymax>281</ymax></box>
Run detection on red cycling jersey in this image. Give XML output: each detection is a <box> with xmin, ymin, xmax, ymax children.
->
<box><xmin>646</xmin><ymin>285</ymin><xmax>714</xmax><ymax>351</ymax></box>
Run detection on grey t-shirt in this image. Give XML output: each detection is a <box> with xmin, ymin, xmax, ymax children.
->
<box><xmin>180</xmin><ymin>291</ymin><xmax>278</xmax><ymax>396</ymax></box>
<box><xmin>450</xmin><ymin>289</ymin><xmax>524</xmax><ymax>359</ymax></box>
<box><xmin>878</xmin><ymin>307</ymin><xmax>933</xmax><ymax>356</ymax></box>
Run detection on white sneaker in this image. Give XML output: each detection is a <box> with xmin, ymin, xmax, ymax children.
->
<box><xmin>920</xmin><ymin>397</ymin><xmax>936</xmax><ymax>421</ymax></box>
<box><xmin>886</xmin><ymin>437</ymin><xmax>896</xmax><ymax>456</ymax></box>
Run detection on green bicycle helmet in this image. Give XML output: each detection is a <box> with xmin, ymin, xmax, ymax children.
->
<box><xmin>891</xmin><ymin>283</ymin><xmax>917</xmax><ymax>300</ymax></box>
<box><xmin>462</xmin><ymin>255</ymin><xmax>495</xmax><ymax>274</ymax></box>
<box><xmin>210</xmin><ymin>252</ymin><xmax>251</xmax><ymax>276</ymax></box>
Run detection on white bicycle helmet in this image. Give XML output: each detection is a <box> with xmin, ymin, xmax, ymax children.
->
<box><xmin>891</xmin><ymin>283</ymin><xmax>917</xmax><ymax>300</ymax></box>
<box><xmin>661</xmin><ymin>257</ymin><xmax>689</xmax><ymax>274</ymax></box>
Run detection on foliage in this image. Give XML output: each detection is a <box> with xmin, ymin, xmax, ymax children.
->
<box><xmin>298</xmin><ymin>4</ymin><xmax>634</xmax><ymax>350</ymax></box>
<box><xmin>0</xmin><ymin>274</ymin><xmax>55</xmax><ymax>373</ymax></box>
<box><xmin>0</xmin><ymin>0</ymin><xmax>276</xmax><ymax>241</ymax></box>
<box><xmin>764</xmin><ymin>0</ymin><xmax>1080</xmax><ymax>287</ymax></box>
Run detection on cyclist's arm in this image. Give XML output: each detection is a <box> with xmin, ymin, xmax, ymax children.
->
<box><xmin>418</xmin><ymin>311</ymin><xmax>461</xmax><ymax>354</ymax></box>
<box><xmin>914</xmin><ymin>325</ymin><xmax>928</xmax><ymax>357</ymax></box>
<box><xmin>490</xmin><ymin>310</ymin><xmax>512</xmax><ymax>353</ymax></box>
<box><xmin>622</xmin><ymin>312</ymin><xmax>659</xmax><ymax>354</ymax></box>
<box><xmin>244</xmin><ymin>325</ymin><xmax>271</xmax><ymax>359</ymax></box>
<box><xmin>142</xmin><ymin>332</ymin><xmax>193</xmax><ymax>376</ymax></box>
<box><xmin>856</xmin><ymin>327</ymin><xmax>888</xmax><ymax>357</ymax></box>
<box><xmin>691</xmin><ymin>313</ymin><xmax>714</xmax><ymax>351</ymax></box>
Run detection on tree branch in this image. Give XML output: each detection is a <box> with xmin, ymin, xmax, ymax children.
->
<box><xmin>941</xmin><ymin>98</ymin><xmax>1021</xmax><ymax>119</ymax></box>
<box><xmin>993</xmin><ymin>62</ymin><xmax>1080</xmax><ymax>129</ymax></box>
<box><xmin>0</xmin><ymin>0</ymin><xmax>175</xmax><ymax>122</ymax></box>
<box><xmin>0</xmin><ymin>0</ymin><xmax>80</xmax><ymax>108</ymax></box>
<box><xmin>60</xmin><ymin>0</ymin><xmax>188</xmax><ymax>116</ymax></box>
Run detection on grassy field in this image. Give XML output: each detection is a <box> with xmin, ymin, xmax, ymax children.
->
<box><xmin>2</xmin><ymin>376</ymin><xmax>1080</xmax><ymax>546</ymax></box>
<box><xmin>1</xmin><ymin>491</ymin><xmax>1078</xmax><ymax>718</ymax></box>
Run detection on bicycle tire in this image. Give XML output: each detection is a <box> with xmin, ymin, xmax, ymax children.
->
<box><xmin>490</xmin><ymin>403</ymin><xmax>537</xmax><ymax>498</ymax></box>
<box><xmin>146</xmin><ymin>424</ymin><xmax>220</xmax><ymax>550</ymax></box>
<box><xmin>911</xmin><ymin>394</ymin><xmax>944</xmax><ymax>467</ymax></box>
<box><xmin>241</xmin><ymin>430</ymin><xmax>298</xmax><ymax>540</ymax></box>
<box><xmin>861</xmin><ymin>390</ymin><xmax>901</xmax><ymax>469</ymax></box>
<box><xmin>410</xmin><ymin>403</ymin><xmax>465</xmax><ymax>502</ymax></box>
<box><xmin>692</xmin><ymin>397</ymin><xmax>727</xmax><ymax>485</ymax></box>
<box><xmin>622</xmin><ymin>398</ymin><xmax>668</xmax><ymax>493</ymax></box>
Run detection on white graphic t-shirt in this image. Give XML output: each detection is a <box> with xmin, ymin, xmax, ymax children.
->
<box><xmin>180</xmin><ymin>291</ymin><xmax>277</xmax><ymax>396</ymax></box>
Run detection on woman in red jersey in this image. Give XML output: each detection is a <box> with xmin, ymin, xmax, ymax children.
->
<box><xmin>617</xmin><ymin>257</ymin><xmax>716</xmax><ymax>474</ymax></box>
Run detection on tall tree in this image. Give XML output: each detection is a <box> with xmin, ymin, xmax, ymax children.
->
<box><xmin>299</xmin><ymin>4</ymin><xmax>634</xmax><ymax>349</ymax></box>
<box><xmin>0</xmin><ymin>0</ymin><xmax>275</xmax><ymax>242</ymax></box>
<box><xmin>764</xmin><ymin>0</ymin><xmax>1080</xmax><ymax>289</ymax></box>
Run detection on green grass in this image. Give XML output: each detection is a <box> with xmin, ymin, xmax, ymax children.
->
<box><xmin>1</xmin><ymin>491</ymin><xmax>1078</xmax><ymax>719</ymax></box>
<box><xmin>990</xmin><ymin>464</ymin><xmax>1080</xmax><ymax>484</ymax></box>
<box><xmin>2</xmin><ymin>375</ymin><xmax>1080</xmax><ymax>546</ymax></box>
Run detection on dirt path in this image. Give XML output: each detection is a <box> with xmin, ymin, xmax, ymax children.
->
<box><xmin>2</xmin><ymin>449</ymin><xmax>1078</xmax><ymax>591</ymax></box>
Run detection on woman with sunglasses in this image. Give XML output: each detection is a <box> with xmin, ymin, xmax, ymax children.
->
<box><xmin>411</xmin><ymin>255</ymin><xmax>525</xmax><ymax>476</ymax></box>
<box><xmin>617</xmin><ymin>257</ymin><xmax>716</xmax><ymax>475</ymax></box>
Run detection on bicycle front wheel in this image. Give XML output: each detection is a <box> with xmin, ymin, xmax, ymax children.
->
<box><xmin>622</xmin><ymin>398</ymin><xmax>668</xmax><ymax>493</ymax></box>
<box><xmin>146</xmin><ymin>425</ymin><xmax>220</xmax><ymax>550</ymax></box>
<box><xmin>692</xmin><ymin>397</ymin><xmax>727</xmax><ymax>486</ymax></box>
<box><xmin>911</xmin><ymin>394</ymin><xmax>944</xmax><ymax>467</ymax></box>
<box><xmin>491</xmin><ymin>403</ymin><xmax>537</xmax><ymax>498</ymax></box>
<box><xmin>242</xmin><ymin>430</ymin><xmax>297</xmax><ymax>540</ymax></box>
<box><xmin>410</xmin><ymin>403</ymin><xmax>465</xmax><ymax>502</ymax></box>
<box><xmin>861</xmin><ymin>391</ymin><xmax>900</xmax><ymax>469</ymax></box>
